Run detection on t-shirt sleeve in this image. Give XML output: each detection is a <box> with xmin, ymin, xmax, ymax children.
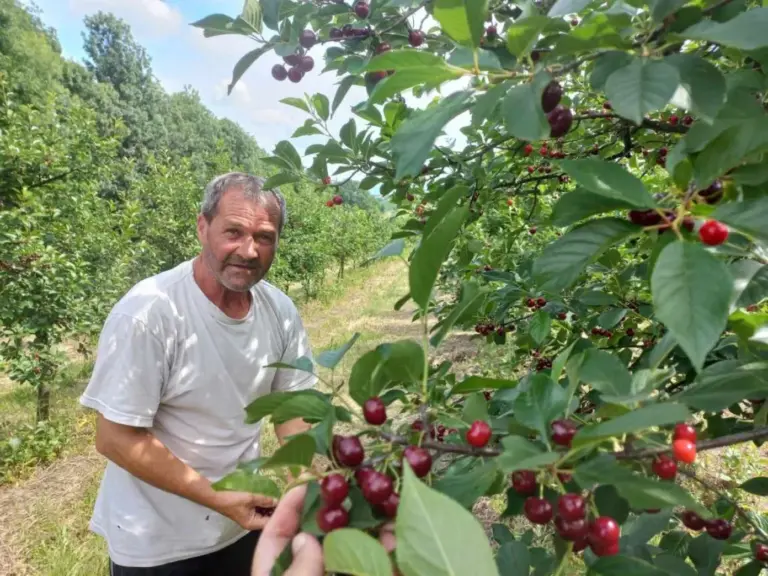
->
<box><xmin>271</xmin><ymin>305</ymin><xmax>318</xmax><ymax>393</ymax></box>
<box><xmin>79</xmin><ymin>312</ymin><xmax>169</xmax><ymax>427</ymax></box>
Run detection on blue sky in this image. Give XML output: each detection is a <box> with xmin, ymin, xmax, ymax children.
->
<box><xmin>25</xmin><ymin>0</ymin><xmax>467</xmax><ymax>169</ymax></box>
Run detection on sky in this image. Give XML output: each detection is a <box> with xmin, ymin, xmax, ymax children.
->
<box><xmin>25</xmin><ymin>0</ymin><xmax>470</xmax><ymax>170</ymax></box>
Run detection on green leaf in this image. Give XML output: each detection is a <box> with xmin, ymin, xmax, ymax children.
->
<box><xmin>262</xmin><ymin>434</ymin><xmax>316</xmax><ymax>469</ymax></box>
<box><xmin>513</xmin><ymin>374</ymin><xmax>567</xmax><ymax>445</ymax></box>
<box><xmin>312</xmin><ymin>94</ymin><xmax>329</xmax><ymax>121</ymax></box>
<box><xmin>734</xmin><ymin>561</ymin><xmax>766</xmax><ymax>576</ymax></box>
<box><xmin>574</xmin><ymin>402</ymin><xmax>690</xmax><ymax>444</ymax></box>
<box><xmin>598</xmin><ymin>308</ymin><xmax>628</xmax><ymax>329</ymax></box>
<box><xmin>433</xmin><ymin>0</ymin><xmax>490</xmax><ymax>48</ymax></box>
<box><xmin>245</xmin><ymin>390</ymin><xmax>317</xmax><ymax>423</ymax></box>
<box><xmin>497</xmin><ymin>436</ymin><xmax>560</xmax><ymax>473</ymax></box>
<box><xmin>366</xmin><ymin>50</ymin><xmax>449</xmax><ymax>71</ymax></box>
<box><xmin>369</xmin><ymin>67</ymin><xmax>460</xmax><ymax>104</ymax></box>
<box><xmin>688</xmin><ymin>533</ymin><xmax>725</xmax><ymax>576</ymax></box>
<box><xmin>271</xmin><ymin>394</ymin><xmax>331</xmax><ymax>424</ymax></box>
<box><xmin>676</xmin><ymin>360</ymin><xmax>768</xmax><ymax>411</ymax></box>
<box><xmin>274</xmin><ymin>140</ymin><xmax>304</xmax><ymax>171</ymax></box>
<box><xmin>263</xmin><ymin>172</ymin><xmax>300</xmax><ymax>189</ymax></box>
<box><xmin>316</xmin><ymin>332</ymin><xmax>360</xmax><ymax>370</ymax></box>
<box><xmin>391</xmin><ymin>91</ymin><xmax>472</xmax><ymax>180</ymax></box>
<box><xmin>395</xmin><ymin>464</ymin><xmax>500</xmax><ymax>576</ymax></box>
<box><xmin>502</xmin><ymin>81</ymin><xmax>550</xmax><ymax>142</ymax></box>
<box><xmin>591</xmin><ymin>556</ymin><xmax>669</xmax><ymax>576</ymax></box>
<box><xmin>262</xmin><ymin>0</ymin><xmax>281</xmax><ymax>30</ymax></box>
<box><xmin>433</xmin><ymin>460</ymin><xmax>499</xmax><ymax>508</ymax></box>
<box><xmin>712</xmin><ymin>197</ymin><xmax>768</xmax><ymax>244</ymax></box>
<box><xmin>529</xmin><ymin>310</ymin><xmax>552</xmax><ymax>345</ymax></box>
<box><xmin>549</xmin><ymin>0</ymin><xmax>593</xmax><ymax>17</ymax></box>
<box><xmin>211</xmin><ymin>470</ymin><xmax>280</xmax><ymax>498</ymax></box>
<box><xmin>505</xmin><ymin>16</ymin><xmax>550</xmax><ymax>57</ymax></box>
<box><xmin>553</xmin><ymin>13</ymin><xmax>632</xmax><ymax>56</ymax></box>
<box><xmin>533</xmin><ymin>218</ymin><xmax>640</xmax><ymax>291</ymax></box>
<box><xmin>496</xmin><ymin>541</ymin><xmax>530</xmax><ymax>575</ymax></box>
<box><xmin>665</xmin><ymin>54</ymin><xmax>726</xmax><ymax>121</ymax></box>
<box><xmin>424</xmin><ymin>185</ymin><xmax>470</xmax><ymax>238</ymax></box>
<box><xmin>471</xmin><ymin>81</ymin><xmax>508</xmax><ymax>125</ymax></box>
<box><xmin>558</xmin><ymin>159</ymin><xmax>656</xmax><ymax>209</ymax></box>
<box><xmin>266</xmin><ymin>357</ymin><xmax>315</xmax><ymax>373</ymax></box>
<box><xmin>280</xmin><ymin>96</ymin><xmax>311</xmax><ymax>113</ymax></box>
<box><xmin>431</xmin><ymin>283</ymin><xmax>487</xmax><ymax>347</ymax></box>
<box><xmin>332</xmin><ymin>75</ymin><xmax>359</xmax><ymax>116</ymax></box>
<box><xmin>409</xmin><ymin>206</ymin><xmax>469</xmax><ymax>309</ymax></box>
<box><xmin>605</xmin><ymin>57</ymin><xmax>680</xmax><ymax>125</ymax></box>
<box><xmin>461</xmin><ymin>392</ymin><xmax>489</xmax><ymax>423</ymax></box>
<box><xmin>323</xmin><ymin>529</ymin><xmax>393</xmax><ymax>576</ymax></box>
<box><xmin>452</xmin><ymin>376</ymin><xmax>517</xmax><ymax>394</ymax></box>
<box><xmin>591</xmin><ymin>51</ymin><xmax>634</xmax><ymax>91</ymax></box>
<box><xmin>740</xmin><ymin>477</ymin><xmax>768</xmax><ymax>496</ymax></box>
<box><xmin>680</xmin><ymin>7</ymin><xmax>768</xmax><ymax>50</ymax></box>
<box><xmin>651</xmin><ymin>242</ymin><xmax>732</xmax><ymax>371</ymax></box>
<box><xmin>448</xmin><ymin>46</ymin><xmax>502</xmax><ymax>70</ymax></box>
<box><xmin>649</xmin><ymin>0</ymin><xmax>687</xmax><ymax>22</ymax></box>
<box><xmin>228</xmin><ymin>45</ymin><xmax>270</xmax><ymax>94</ymax></box>
<box><xmin>551</xmin><ymin>189</ymin><xmax>634</xmax><ymax>227</ymax></box>
<box><xmin>594</xmin><ymin>484</ymin><xmax>630</xmax><ymax>524</ymax></box>
<box><xmin>577</xmin><ymin>348</ymin><xmax>632</xmax><ymax>399</ymax></box>
<box><xmin>624</xmin><ymin>509</ymin><xmax>675</xmax><ymax>546</ymax></box>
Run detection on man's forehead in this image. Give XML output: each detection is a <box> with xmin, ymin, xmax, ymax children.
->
<box><xmin>217</xmin><ymin>188</ymin><xmax>281</xmax><ymax>224</ymax></box>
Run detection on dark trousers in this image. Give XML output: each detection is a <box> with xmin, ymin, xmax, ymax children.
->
<box><xmin>109</xmin><ymin>531</ymin><xmax>260</xmax><ymax>576</ymax></box>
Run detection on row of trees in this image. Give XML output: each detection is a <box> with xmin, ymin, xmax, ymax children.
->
<box><xmin>198</xmin><ymin>0</ymin><xmax>768</xmax><ymax>574</ymax></box>
<box><xmin>0</xmin><ymin>0</ymin><xmax>391</xmax><ymax>422</ymax></box>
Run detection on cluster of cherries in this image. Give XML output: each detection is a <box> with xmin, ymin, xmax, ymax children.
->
<box><xmin>526</xmin><ymin>297</ymin><xmax>547</xmax><ymax>310</ymax></box>
<box><xmin>474</xmin><ymin>322</ymin><xmax>506</xmax><ymax>336</ymax></box>
<box><xmin>270</xmin><ymin>30</ymin><xmax>318</xmax><ymax>84</ymax></box>
<box><xmin>540</xmin><ymin>80</ymin><xmax>574</xmax><ymax>138</ymax></box>
<box><xmin>325</xmin><ymin>195</ymin><xmax>344</xmax><ymax>208</ymax></box>
<box><xmin>628</xmin><ymin>207</ymin><xmax>730</xmax><ymax>246</ymax></box>
<box><xmin>535</xmin><ymin>355</ymin><xmax>553</xmax><ymax>372</ymax></box>
<box><xmin>590</xmin><ymin>326</ymin><xmax>613</xmax><ymax>338</ymax></box>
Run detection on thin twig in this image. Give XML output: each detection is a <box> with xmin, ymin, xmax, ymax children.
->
<box><xmin>379</xmin><ymin>0</ymin><xmax>429</xmax><ymax>35</ymax></box>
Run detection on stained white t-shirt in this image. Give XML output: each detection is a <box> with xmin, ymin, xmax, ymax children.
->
<box><xmin>79</xmin><ymin>258</ymin><xmax>316</xmax><ymax>568</ymax></box>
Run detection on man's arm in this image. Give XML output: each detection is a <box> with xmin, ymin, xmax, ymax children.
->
<box><xmin>95</xmin><ymin>415</ymin><xmax>276</xmax><ymax>529</ymax></box>
<box><xmin>274</xmin><ymin>418</ymin><xmax>312</xmax><ymax>445</ymax></box>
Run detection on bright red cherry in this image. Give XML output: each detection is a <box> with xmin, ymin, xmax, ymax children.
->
<box><xmin>652</xmin><ymin>454</ymin><xmax>677</xmax><ymax>480</ymax></box>
<box><xmin>466</xmin><ymin>420</ymin><xmax>492</xmax><ymax>447</ymax></box>
<box><xmin>271</xmin><ymin>64</ymin><xmax>288</xmax><ymax>81</ymax></box>
<box><xmin>322</xmin><ymin>176</ymin><xmax>331</xmax><ymax>185</ymax></box>
<box><xmin>573</xmin><ymin>538</ymin><xmax>589</xmax><ymax>552</ymax></box>
<box><xmin>592</xmin><ymin>540</ymin><xmax>620</xmax><ymax>556</ymax></box>
<box><xmin>539</xmin><ymin>146</ymin><xmax>548</xmax><ymax>156</ymax></box>
<box><xmin>674</xmin><ymin>423</ymin><xmax>697</xmax><ymax>443</ymax></box>
<box><xmin>706</xmin><ymin>519</ymin><xmax>732</xmax><ymax>540</ymax></box>
<box><xmin>333</xmin><ymin>435</ymin><xmax>364</xmax><ymax>467</ymax></box>
<box><xmin>537</xmin><ymin>297</ymin><xmax>546</xmax><ymax>307</ymax></box>
<box><xmin>681</xmin><ymin>510</ymin><xmax>706</xmax><ymax>531</ymax></box>
<box><xmin>325</xmin><ymin>199</ymin><xmax>334</xmax><ymax>207</ymax></box>
<box><xmin>558</xmin><ymin>494</ymin><xmax>586</xmax><ymax>521</ymax></box>
<box><xmin>524</xmin><ymin>497</ymin><xmax>553</xmax><ymax>524</ymax></box>
<box><xmin>512</xmin><ymin>470</ymin><xmax>537</xmax><ymax>495</ymax></box>
<box><xmin>354</xmin><ymin>1</ymin><xmax>370</xmax><ymax>18</ymax></box>
<box><xmin>523</xmin><ymin>143</ymin><xmax>533</xmax><ymax>156</ymax></box>
<box><xmin>699</xmin><ymin>220</ymin><xmax>729</xmax><ymax>246</ymax></box>
<box><xmin>317</xmin><ymin>505</ymin><xmax>349</xmax><ymax>532</ymax></box>
<box><xmin>354</xmin><ymin>466</ymin><xmax>374</xmax><ymax>487</ymax></box>
<box><xmin>486</xmin><ymin>24</ymin><xmax>497</xmax><ymax>37</ymax></box>
<box><xmin>408</xmin><ymin>29</ymin><xmax>424</xmax><ymax>47</ymax></box>
<box><xmin>673</xmin><ymin>439</ymin><xmax>697</xmax><ymax>463</ymax></box>
<box><xmin>403</xmin><ymin>446</ymin><xmax>432</xmax><ymax>478</ymax></box>
<box><xmin>361</xmin><ymin>471</ymin><xmax>393</xmax><ymax>506</ymax></box>
<box><xmin>755</xmin><ymin>543</ymin><xmax>768</xmax><ymax>563</ymax></box>
<box><xmin>379</xmin><ymin>492</ymin><xmax>399</xmax><ymax>518</ymax></box>
<box><xmin>527</xmin><ymin>166</ymin><xmax>535</xmax><ymax>173</ymax></box>
<box><xmin>363</xmin><ymin>397</ymin><xmax>386</xmax><ymax>425</ymax></box>
<box><xmin>557</xmin><ymin>471</ymin><xmax>573</xmax><ymax>483</ymax></box>
<box><xmin>588</xmin><ymin>517</ymin><xmax>620</xmax><ymax>549</ymax></box>
<box><xmin>332</xmin><ymin>194</ymin><xmax>343</xmax><ymax>205</ymax></box>
<box><xmin>375</xmin><ymin>42</ymin><xmax>391</xmax><ymax>54</ymax></box>
<box><xmin>320</xmin><ymin>474</ymin><xmax>349</xmax><ymax>507</ymax></box>
<box><xmin>669</xmin><ymin>114</ymin><xmax>679</xmax><ymax>125</ymax></box>
<box><xmin>551</xmin><ymin>419</ymin><xmax>577</xmax><ymax>447</ymax></box>
<box><xmin>683</xmin><ymin>115</ymin><xmax>694</xmax><ymax>126</ymax></box>
<box><xmin>555</xmin><ymin>516</ymin><xmax>588</xmax><ymax>541</ymax></box>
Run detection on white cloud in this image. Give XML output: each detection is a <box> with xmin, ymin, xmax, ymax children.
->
<box><xmin>68</xmin><ymin>0</ymin><xmax>183</xmax><ymax>37</ymax></box>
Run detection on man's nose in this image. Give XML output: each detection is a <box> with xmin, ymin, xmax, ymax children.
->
<box><xmin>240</xmin><ymin>237</ymin><xmax>259</xmax><ymax>260</ymax></box>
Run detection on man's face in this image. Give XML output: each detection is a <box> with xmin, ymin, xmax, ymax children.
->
<box><xmin>197</xmin><ymin>187</ymin><xmax>281</xmax><ymax>292</ymax></box>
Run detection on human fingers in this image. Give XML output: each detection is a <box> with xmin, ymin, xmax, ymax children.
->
<box><xmin>252</xmin><ymin>485</ymin><xmax>309</xmax><ymax>576</ymax></box>
<box><xmin>284</xmin><ymin>533</ymin><xmax>324</xmax><ymax>576</ymax></box>
<box><xmin>379</xmin><ymin>522</ymin><xmax>396</xmax><ymax>554</ymax></box>
<box><xmin>248</xmin><ymin>492</ymin><xmax>279</xmax><ymax>509</ymax></box>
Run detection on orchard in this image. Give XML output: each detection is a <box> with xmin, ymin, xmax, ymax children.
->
<box><xmin>194</xmin><ymin>0</ymin><xmax>768</xmax><ymax>574</ymax></box>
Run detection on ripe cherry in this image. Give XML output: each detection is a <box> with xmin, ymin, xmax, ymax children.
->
<box><xmin>588</xmin><ymin>517</ymin><xmax>620</xmax><ymax>549</ymax></box>
<box><xmin>322</xmin><ymin>176</ymin><xmax>331</xmax><ymax>185</ymax></box>
<box><xmin>375</xmin><ymin>42</ymin><xmax>391</xmax><ymax>54</ymax></box>
<box><xmin>325</xmin><ymin>200</ymin><xmax>334</xmax><ymax>207</ymax></box>
<box><xmin>354</xmin><ymin>466</ymin><xmax>374</xmax><ymax>487</ymax></box>
<box><xmin>332</xmin><ymin>195</ymin><xmax>343</xmax><ymax>205</ymax></box>
<box><xmin>320</xmin><ymin>474</ymin><xmax>349</xmax><ymax>507</ymax></box>
<box><xmin>672</xmin><ymin>439</ymin><xmax>697</xmax><ymax>464</ymax></box>
<box><xmin>755</xmin><ymin>543</ymin><xmax>768</xmax><ymax>563</ymax></box>
<box><xmin>592</xmin><ymin>541</ymin><xmax>620</xmax><ymax>556</ymax></box>
<box><xmin>354</xmin><ymin>1</ymin><xmax>370</xmax><ymax>18</ymax></box>
<box><xmin>558</xmin><ymin>312</ymin><xmax>567</xmax><ymax>320</ymax></box>
<box><xmin>539</xmin><ymin>146</ymin><xmax>548</xmax><ymax>156</ymax></box>
<box><xmin>683</xmin><ymin>115</ymin><xmax>694</xmax><ymax>126</ymax></box>
<box><xmin>299</xmin><ymin>29</ymin><xmax>317</xmax><ymax>49</ymax></box>
<box><xmin>529</xmin><ymin>227</ymin><xmax>537</xmax><ymax>234</ymax></box>
<box><xmin>527</xmin><ymin>165</ymin><xmax>535</xmax><ymax>173</ymax></box>
<box><xmin>403</xmin><ymin>446</ymin><xmax>432</xmax><ymax>478</ymax></box>
<box><xmin>523</xmin><ymin>143</ymin><xmax>533</xmax><ymax>156</ymax></box>
<box><xmin>512</xmin><ymin>470</ymin><xmax>537</xmax><ymax>495</ymax></box>
<box><xmin>673</xmin><ymin>423</ymin><xmax>697</xmax><ymax>443</ymax></box>
<box><xmin>699</xmin><ymin>220</ymin><xmax>729</xmax><ymax>246</ymax></box>
<box><xmin>681</xmin><ymin>510</ymin><xmax>706</xmax><ymax>531</ymax></box>
<box><xmin>537</xmin><ymin>297</ymin><xmax>546</xmax><ymax>307</ymax></box>
<box><xmin>330</xmin><ymin>27</ymin><xmax>343</xmax><ymax>39</ymax></box>
<box><xmin>541</xmin><ymin>81</ymin><xmax>563</xmax><ymax>114</ymax></box>
<box><xmin>603</xmin><ymin>101</ymin><xmax>612</xmax><ymax>110</ymax></box>
<box><xmin>333</xmin><ymin>435</ymin><xmax>364</xmax><ymax>467</ymax></box>
<box><xmin>466</xmin><ymin>420</ymin><xmax>492</xmax><ymax>447</ymax></box>
<box><xmin>547</xmin><ymin>105</ymin><xmax>574</xmax><ymax>137</ymax></box>
<box><xmin>626</xmin><ymin>328</ymin><xmax>635</xmax><ymax>337</ymax></box>
<box><xmin>573</xmin><ymin>538</ymin><xmax>589</xmax><ymax>553</ymax></box>
<box><xmin>408</xmin><ymin>29</ymin><xmax>424</xmax><ymax>47</ymax></box>
<box><xmin>363</xmin><ymin>397</ymin><xmax>386</xmax><ymax>425</ymax></box>
<box><xmin>379</xmin><ymin>492</ymin><xmax>399</xmax><ymax>518</ymax></box>
<box><xmin>317</xmin><ymin>505</ymin><xmax>349</xmax><ymax>532</ymax></box>
<box><xmin>628</xmin><ymin>209</ymin><xmax>662</xmax><ymax>226</ymax></box>
<box><xmin>524</xmin><ymin>497</ymin><xmax>553</xmax><ymax>524</ymax></box>
<box><xmin>652</xmin><ymin>454</ymin><xmax>677</xmax><ymax>480</ymax></box>
<box><xmin>706</xmin><ymin>518</ymin><xmax>732</xmax><ymax>540</ymax></box>
<box><xmin>555</xmin><ymin>516</ymin><xmax>588</xmax><ymax>541</ymax></box>
<box><xmin>361</xmin><ymin>471</ymin><xmax>393</xmax><ymax>506</ymax></box>
<box><xmin>486</xmin><ymin>24</ymin><xmax>497</xmax><ymax>37</ymax></box>
<box><xmin>287</xmin><ymin>67</ymin><xmax>303</xmax><ymax>83</ymax></box>
<box><xmin>557</xmin><ymin>471</ymin><xmax>573</xmax><ymax>483</ymax></box>
<box><xmin>551</xmin><ymin>419</ymin><xmax>577</xmax><ymax>447</ymax></box>
<box><xmin>298</xmin><ymin>55</ymin><xmax>314</xmax><ymax>72</ymax></box>
<box><xmin>558</xmin><ymin>494</ymin><xmax>586</xmax><ymax>521</ymax></box>
<box><xmin>284</xmin><ymin>54</ymin><xmax>301</xmax><ymax>67</ymax></box>
<box><xmin>271</xmin><ymin>64</ymin><xmax>288</xmax><ymax>81</ymax></box>
<box><xmin>669</xmin><ymin>114</ymin><xmax>679</xmax><ymax>125</ymax></box>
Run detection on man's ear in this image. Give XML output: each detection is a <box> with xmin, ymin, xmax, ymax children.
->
<box><xmin>196</xmin><ymin>213</ymin><xmax>207</xmax><ymax>245</ymax></box>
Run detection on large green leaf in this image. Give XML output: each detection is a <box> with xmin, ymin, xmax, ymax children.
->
<box><xmin>574</xmin><ymin>402</ymin><xmax>690</xmax><ymax>444</ymax></box>
<box><xmin>551</xmin><ymin>189</ymin><xmax>634</xmax><ymax>227</ymax></box>
<box><xmin>605</xmin><ymin>57</ymin><xmax>680</xmax><ymax>125</ymax></box>
<box><xmin>261</xmin><ymin>434</ymin><xmax>316</xmax><ymax>469</ymax></box>
<box><xmin>433</xmin><ymin>0</ymin><xmax>489</xmax><ymax>48</ymax></box>
<box><xmin>316</xmin><ymin>332</ymin><xmax>360</xmax><ymax>370</ymax></box>
<box><xmin>271</xmin><ymin>394</ymin><xmax>332</xmax><ymax>424</ymax></box>
<box><xmin>739</xmin><ymin>477</ymin><xmax>768</xmax><ymax>496</ymax></box>
<box><xmin>495</xmin><ymin>541</ymin><xmax>530</xmax><ymax>575</ymax></box>
<box><xmin>712</xmin><ymin>197</ymin><xmax>768</xmax><ymax>244</ymax></box>
<box><xmin>675</xmin><ymin>360</ymin><xmax>768</xmax><ymax>411</ymax></box>
<box><xmin>211</xmin><ymin>470</ymin><xmax>280</xmax><ymax>498</ymax></box>
<box><xmin>274</xmin><ymin>140</ymin><xmax>304</xmax><ymax>171</ymax></box>
<box><xmin>577</xmin><ymin>349</ymin><xmax>632</xmax><ymax>399</ymax></box>
<box><xmin>665</xmin><ymin>54</ymin><xmax>726</xmax><ymax>121</ymax></box>
<box><xmin>553</xmin><ymin>13</ymin><xmax>632</xmax><ymax>56</ymax></box>
<box><xmin>396</xmin><ymin>464</ymin><xmax>500</xmax><ymax>576</ymax></box>
<box><xmin>263</xmin><ymin>172</ymin><xmax>300</xmax><ymax>189</ymax></box>
<box><xmin>451</xmin><ymin>376</ymin><xmax>518</xmax><ymax>394</ymax></box>
<box><xmin>366</xmin><ymin>50</ymin><xmax>450</xmax><ymax>71</ymax></box>
<box><xmin>245</xmin><ymin>390</ymin><xmax>318</xmax><ymax>423</ymax></box>
<box><xmin>409</xmin><ymin>206</ymin><xmax>470</xmax><ymax>309</ymax></box>
<box><xmin>651</xmin><ymin>242</ymin><xmax>732</xmax><ymax>371</ymax></box>
<box><xmin>533</xmin><ymin>218</ymin><xmax>639</xmax><ymax>291</ymax></box>
<box><xmin>228</xmin><ymin>45</ymin><xmax>270</xmax><ymax>94</ymax></box>
<box><xmin>497</xmin><ymin>436</ymin><xmax>560</xmax><ymax>473</ymax></box>
<box><xmin>505</xmin><ymin>16</ymin><xmax>550</xmax><ymax>57</ymax></box>
<box><xmin>513</xmin><ymin>374</ymin><xmax>568</xmax><ymax>446</ymax></box>
<box><xmin>549</xmin><ymin>0</ymin><xmax>593</xmax><ymax>17</ymax></box>
<box><xmin>502</xmin><ymin>80</ymin><xmax>551</xmax><ymax>142</ymax></box>
<box><xmin>433</xmin><ymin>460</ymin><xmax>499</xmax><ymax>508</ymax></box>
<box><xmin>369</xmin><ymin>67</ymin><xmax>460</xmax><ymax>104</ymax></box>
<box><xmin>557</xmin><ymin>159</ymin><xmax>656</xmax><ymax>209</ymax></box>
<box><xmin>529</xmin><ymin>310</ymin><xmax>552</xmax><ymax>345</ymax></box>
<box><xmin>680</xmin><ymin>7</ymin><xmax>768</xmax><ymax>50</ymax></box>
<box><xmin>323</xmin><ymin>529</ymin><xmax>393</xmax><ymax>576</ymax></box>
<box><xmin>391</xmin><ymin>91</ymin><xmax>472</xmax><ymax>180</ymax></box>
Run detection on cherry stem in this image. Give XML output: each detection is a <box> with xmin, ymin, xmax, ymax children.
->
<box><xmin>553</xmin><ymin>541</ymin><xmax>574</xmax><ymax>576</ymax></box>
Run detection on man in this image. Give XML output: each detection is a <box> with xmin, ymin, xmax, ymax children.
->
<box><xmin>80</xmin><ymin>172</ymin><xmax>316</xmax><ymax>575</ymax></box>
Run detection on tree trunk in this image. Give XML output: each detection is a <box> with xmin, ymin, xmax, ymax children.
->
<box><xmin>36</xmin><ymin>383</ymin><xmax>50</xmax><ymax>423</ymax></box>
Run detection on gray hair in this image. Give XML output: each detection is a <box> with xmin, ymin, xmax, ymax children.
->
<box><xmin>201</xmin><ymin>172</ymin><xmax>287</xmax><ymax>234</ymax></box>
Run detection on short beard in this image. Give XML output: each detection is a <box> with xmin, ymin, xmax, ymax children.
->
<box><xmin>202</xmin><ymin>248</ymin><xmax>262</xmax><ymax>292</ymax></box>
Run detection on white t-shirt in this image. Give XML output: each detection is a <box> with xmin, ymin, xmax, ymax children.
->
<box><xmin>79</xmin><ymin>258</ymin><xmax>316</xmax><ymax>568</ymax></box>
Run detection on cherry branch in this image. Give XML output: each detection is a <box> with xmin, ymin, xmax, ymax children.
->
<box><xmin>378</xmin><ymin>0</ymin><xmax>429</xmax><ymax>35</ymax></box>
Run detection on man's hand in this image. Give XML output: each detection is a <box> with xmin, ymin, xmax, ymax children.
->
<box><xmin>212</xmin><ymin>491</ymin><xmax>278</xmax><ymax>531</ymax></box>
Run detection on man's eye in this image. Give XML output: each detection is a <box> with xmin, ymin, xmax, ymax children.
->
<box><xmin>226</xmin><ymin>229</ymin><xmax>241</xmax><ymax>237</ymax></box>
